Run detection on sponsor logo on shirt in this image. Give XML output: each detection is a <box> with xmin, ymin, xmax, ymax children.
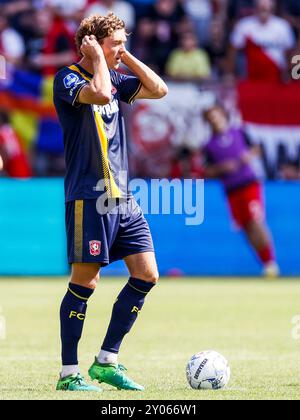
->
<box><xmin>93</xmin><ymin>99</ymin><xmax>119</xmax><ymax>118</ymax></box>
<box><xmin>63</xmin><ymin>73</ymin><xmax>86</xmax><ymax>97</ymax></box>
<box><xmin>69</xmin><ymin>80</ymin><xmax>86</xmax><ymax>97</ymax></box>
<box><xmin>63</xmin><ymin>73</ymin><xmax>80</xmax><ymax>88</ymax></box>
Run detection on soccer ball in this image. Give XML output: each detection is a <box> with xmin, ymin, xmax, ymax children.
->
<box><xmin>186</xmin><ymin>350</ymin><xmax>230</xmax><ymax>390</ymax></box>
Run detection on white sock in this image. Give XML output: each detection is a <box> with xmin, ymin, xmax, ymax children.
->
<box><xmin>97</xmin><ymin>350</ymin><xmax>118</xmax><ymax>365</ymax></box>
<box><xmin>60</xmin><ymin>365</ymin><xmax>79</xmax><ymax>378</ymax></box>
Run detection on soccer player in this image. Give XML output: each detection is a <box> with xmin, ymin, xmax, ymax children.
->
<box><xmin>53</xmin><ymin>13</ymin><xmax>168</xmax><ymax>392</ymax></box>
<box><xmin>202</xmin><ymin>104</ymin><xmax>279</xmax><ymax>278</ymax></box>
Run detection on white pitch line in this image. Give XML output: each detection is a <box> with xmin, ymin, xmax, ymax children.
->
<box><xmin>0</xmin><ymin>354</ymin><xmax>297</xmax><ymax>363</ymax></box>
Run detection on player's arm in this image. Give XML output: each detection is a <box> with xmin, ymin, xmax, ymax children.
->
<box><xmin>0</xmin><ymin>145</ymin><xmax>7</xmax><ymax>173</ymax></box>
<box><xmin>239</xmin><ymin>130</ymin><xmax>261</xmax><ymax>165</ymax></box>
<box><xmin>225</xmin><ymin>44</ymin><xmax>238</xmax><ymax>77</ymax></box>
<box><xmin>225</xmin><ymin>20</ymin><xmax>245</xmax><ymax>78</ymax></box>
<box><xmin>203</xmin><ymin>151</ymin><xmax>241</xmax><ymax>177</ymax></box>
<box><xmin>205</xmin><ymin>160</ymin><xmax>241</xmax><ymax>177</ymax></box>
<box><xmin>77</xmin><ymin>35</ymin><xmax>112</xmax><ymax>106</ymax></box>
<box><xmin>121</xmin><ymin>50</ymin><xmax>168</xmax><ymax>100</ymax></box>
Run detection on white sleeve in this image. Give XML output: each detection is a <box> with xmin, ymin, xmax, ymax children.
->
<box><xmin>282</xmin><ymin>21</ymin><xmax>296</xmax><ymax>50</ymax></box>
<box><xmin>117</xmin><ymin>3</ymin><xmax>135</xmax><ymax>31</ymax></box>
<box><xmin>46</xmin><ymin>0</ymin><xmax>87</xmax><ymax>13</ymax></box>
<box><xmin>230</xmin><ymin>21</ymin><xmax>247</xmax><ymax>49</ymax></box>
<box><xmin>2</xmin><ymin>28</ymin><xmax>25</xmax><ymax>59</ymax></box>
<box><xmin>84</xmin><ymin>4</ymin><xmax>107</xmax><ymax>17</ymax></box>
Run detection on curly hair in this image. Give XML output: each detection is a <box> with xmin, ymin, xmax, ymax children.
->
<box><xmin>75</xmin><ymin>12</ymin><xmax>126</xmax><ymax>55</ymax></box>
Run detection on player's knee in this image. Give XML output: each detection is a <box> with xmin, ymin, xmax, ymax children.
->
<box><xmin>88</xmin><ymin>274</ymin><xmax>100</xmax><ymax>289</ymax></box>
<box><xmin>70</xmin><ymin>275</ymin><xmax>99</xmax><ymax>290</ymax></box>
<box><xmin>70</xmin><ymin>268</ymin><xmax>100</xmax><ymax>289</ymax></box>
<box><xmin>71</xmin><ymin>263</ymin><xmax>101</xmax><ymax>289</ymax></box>
<box><xmin>140</xmin><ymin>270</ymin><xmax>159</xmax><ymax>284</ymax></box>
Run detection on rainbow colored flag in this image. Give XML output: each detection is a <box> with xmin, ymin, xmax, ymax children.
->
<box><xmin>0</xmin><ymin>67</ymin><xmax>63</xmax><ymax>153</ymax></box>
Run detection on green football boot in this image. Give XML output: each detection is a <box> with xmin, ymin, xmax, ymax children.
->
<box><xmin>56</xmin><ymin>373</ymin><xmax>102</xmax><ymax>392</ymax></box>
<box><xmin>88</xmin><ymin>357</ymin><xmax>144</xmax><ymax>391</ymax></box>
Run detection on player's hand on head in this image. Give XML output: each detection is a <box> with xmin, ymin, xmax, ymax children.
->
<box><xmin>80</xmin><ymin>35</ymin><xmax>103</xmax><ymax>60</ymax></box>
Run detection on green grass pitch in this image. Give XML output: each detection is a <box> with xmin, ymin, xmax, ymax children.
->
<box><xmin>0</xmin><ymin>277</ymin><xmax>300</xmax><ymax>400</ymax></box>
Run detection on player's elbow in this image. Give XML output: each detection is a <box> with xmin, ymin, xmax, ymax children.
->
<box><xmin>92</xmin><ymin>92</ymin><xmax>111</xmax><ymax>105</ymax></box>
<box><xmin>96</xmin><ymin>94</ymin><xmax>111</xmax><ymax>105</ymax></box>
<box><xmin>156</xmin><ymin>82</ymin><xmax>168</xmax><ymax>98</ymax></box>
<box><xmin>90</xmin><ymin>86</ymin><xmax>111</xmax><ymax>105</ymax></box>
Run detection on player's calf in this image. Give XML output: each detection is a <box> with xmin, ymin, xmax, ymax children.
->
<box><xmin>91</xmin><ymin>276</ymin><xmax>157</xmax><ymax>390</ymax></box>
<box><xmin>243</xmin><ymin>221</ymin><xmax>279</xmax><ymax>278</ymax></box>
<box><xmin>59</xmin><ymin>263</ymin><xmax>100</xmax><ymax>381</ymax></box>
<box><xmin>99</xmin><ymin>277</ymin><xmax>156</xmax><ymax>362</ymax></box>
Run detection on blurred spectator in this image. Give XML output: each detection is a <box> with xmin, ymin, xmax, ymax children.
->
<box><xmin>227</xmin><ymin>0</ymin><xmax>256</xmax><ymax>25</ymax></box>
<box><xmin>26</xmin><ymin>8</ymin><xmax>76</xmax><ymax>76</ymax></box>
<box><xmin>0</xmin><ymin>0</ymin><xmax>32</xmax><ymax>16</ymax></box>
<box><xmin>205</xmin><ymin>18</ymin><xmax>228</xmax><ymax>79</ymax></box>
<box><xmin>1</xmin><ymin>0</ymin><xmax>300</xmax><ymax>181</ymax></box>
<box><xmin>33</xmin><ymin>148</ymin><xmax>66</xmax><ymax>176</ymax></box>
<box><xmin>170</xmin><ymin>146</ymin><xmax>204</xmax><ymax>178</ymax></box>
<box><xmin>281</xmin><ymin>0</ymin><xmax>300</xmax><ymax>38</ymax></box>
<box><xmin>279</xmin><ymin>161</ymin><xmax>300</xmax><ymax>180</ymax></box>
<box><xmin>278</xmin><ymin>144</ymin><xmax>300</xmax><ymax>179</ymax></box>
<box><xmin>228</xmin><ymin>0</ymin><xmax>296</xmax><ymax>81</ymax></box>
<box><xmin>182</xmin><ymin>0</ymin><xmax>212</xmax><ymax>46</ymax></box>
<box><xmin>85</xmin><ymin>0</ymin><xmax>136</xmax><ymax>50</ymax></box>
<box><xmin>131</xmin><ymin>17</ymin><xmax>157</xmax><ymax>70</ymax></box>
<box><xmin>0</xmin><ymin>12</ymin><xmax>25</xmax><ymax>66</ymax></box>
<box><xmin>85</xmin><ymin>0</ymin><xmax>136</xmax><ymax>32</ymax></box>
<box><xmin>45</xmin><ymin>0</ymin><xmax>87</xmax><ymax>18</ymax></box>
<box><xmin>127</xmin><ymin>0</ymin><xmax>154</xmax><ymax>19</ymax></box>
<box><xmin>146</xmin><ymin>0</ymin><xmax>188</xmax><ymax>74</ymax></box>
<box><xmin>0</xmin><ymin>0</ymin><xmax>33</xmax><ymax>40</ymax></box>
<box><xmin>166</xmin><ymin>31</ymin><xmax>211</xmax><ymax>81</ymax></box>
<box><xmin>0</xmin><ymin>110</ymin><xmax>32</xmax><ymax>178</ymax></box>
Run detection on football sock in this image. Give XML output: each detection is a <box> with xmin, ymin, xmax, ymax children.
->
<box><xmin>100</xmin><ymin>277</ymin><xmax>155</xmax><ymax>356</ymax></box>
<box><xmin>60</xmin><ymin>282</ymin><xmax>94</xmax><ymax>367</ymax></box>
<box><xmin>257</xmin><ymin>245</ymin><xmax>275</xmax><ymax>264</ymax></box>
<box><xmin>60</xmin><ymin>364</ymin><xmax>79</xmax><ymax>378</ymax></box>
<box><xmin>97</xmin><ymin>349</ymin><xmax>118</xmax><ymax>364</ymax></box>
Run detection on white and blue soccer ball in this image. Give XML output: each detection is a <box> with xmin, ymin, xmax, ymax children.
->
<box><xmin>186</xmin><ymin>350</ymin><xmax>230</xmax><ymax>390</ymax></box>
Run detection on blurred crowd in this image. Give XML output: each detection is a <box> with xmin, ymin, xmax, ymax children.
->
<box><xmin>1</xmin><ymin>0</ymin><xmax>300</xmax><ymax>79</ymax></box>
<box><xmin>1</xmin><ymin>0</ymin><xmax>300</xmax><ymax>178</ymax></box>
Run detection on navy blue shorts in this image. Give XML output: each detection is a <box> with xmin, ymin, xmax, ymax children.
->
<box><xmin>65</xmin><ymin>197</ymin><xmax>154</xmax><ymax>265</ymax></box>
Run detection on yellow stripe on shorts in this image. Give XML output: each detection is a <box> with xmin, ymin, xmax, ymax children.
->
<box><xmin>74</xmin><ymin>200</ymin><xmax>83</xmax><ymax>262</ymax></box>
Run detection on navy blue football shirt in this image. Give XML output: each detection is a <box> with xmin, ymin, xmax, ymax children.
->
<box><xmin>53</xmin><ymin>63</ymin><xmax>142</xmax><ymax>201</ymax></box>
